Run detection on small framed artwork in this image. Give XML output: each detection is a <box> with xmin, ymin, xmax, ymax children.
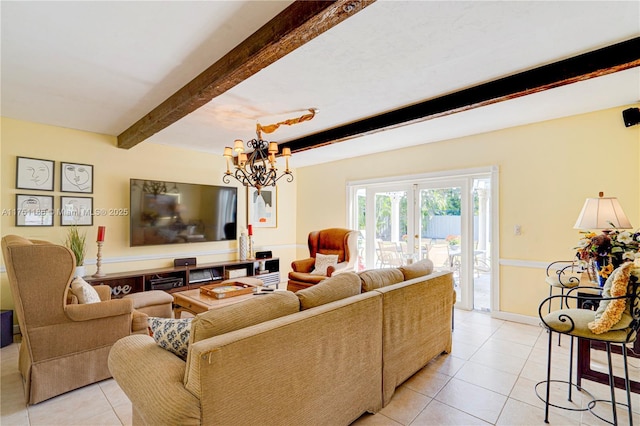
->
<box><xmin>248</xmin><ymin>187</ymin><xmax>277</xmax><ymax>228</ymax></box>
<box><xmin>61</xmin><ymin>162</ymin><xmax>93</xmax><ymax>193</ymax></box>
<box><xmin>15</xmin><ymin>194</ymin><xmax>54</xmax><ymax>226</ymax></box>
<box><xmin>16</xmin><ymin>156</ymin><xmax>55</xmax><ymax>191</ymax></box>
<box><xmin>60</xmin><ymin>196</ymin><xmax>93</xmax><ymax>226</ymax></box>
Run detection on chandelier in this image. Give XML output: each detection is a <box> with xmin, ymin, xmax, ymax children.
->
<box><xmin>223</xmin><ymin>108</ymin><xmax>316</xmax><ymax>193</ymax></box>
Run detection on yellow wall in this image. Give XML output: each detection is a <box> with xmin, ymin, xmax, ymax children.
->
<box><xmin>1</xmin><ymin>117</ymin><xmax>297</xmax><ymax>311</ymax></box>
<box><xmin>2</xmin><ymin>105</ymin><xmax>639</xmax><ymax>320</ymax></box>
<box><xmin>295</xmin><ymin>105</ymin><xmax>640</xmax><ymax>318</ymax></box>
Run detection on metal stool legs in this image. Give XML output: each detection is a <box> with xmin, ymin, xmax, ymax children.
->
<box><xmin>587</xmin><ymin>342</ymin><xmax>634</xmax><ymax>426</ymax></box>
<box><xmin>623</xmin><ymin>346</ymin><xmax>634</xmax><ymax>426</ymax></box>
<box><xmin>539</xmin><ymin>331</ymin><xmax>592</xmax><ymax>424</ymax></box>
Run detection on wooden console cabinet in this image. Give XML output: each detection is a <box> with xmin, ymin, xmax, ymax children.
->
<box><xmin>85</xmin><ymin>258</ymin><xmax>280</xmax><ymax>298</ymax></box>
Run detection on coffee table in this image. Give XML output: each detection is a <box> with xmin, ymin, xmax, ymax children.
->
<box><xmin>172</xmin><ymin>288</ymin><xmax>254</xmax><ymax>318</ymax></box>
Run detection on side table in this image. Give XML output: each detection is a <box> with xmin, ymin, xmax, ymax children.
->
<box><xmin>1</xmin><ymin>310</ymin><xmax>14</xmax><ymax>348</ymax></box>
<box><xmin>577</xmin><ymin>289</ymin><xmax>640</xmax><ymax>393</ymax></box>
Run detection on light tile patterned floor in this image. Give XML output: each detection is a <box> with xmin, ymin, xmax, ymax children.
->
<box><xmin>2</xmin><ymin>309</ymin><xmax>639</xmax><ymax>425</ymax></box>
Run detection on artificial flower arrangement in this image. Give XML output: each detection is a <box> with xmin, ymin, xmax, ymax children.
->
<box><xmin>576</xmin><ymin>229</ymin><xmax>640</xmax><ymax>281</ymax></box>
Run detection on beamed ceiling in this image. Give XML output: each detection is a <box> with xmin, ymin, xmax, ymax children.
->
<box><xmin>2</xmin><ymin>1</ymin><xmax>639</xmax><ymax>167</ymax></box>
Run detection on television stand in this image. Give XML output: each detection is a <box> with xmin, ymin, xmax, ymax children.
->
<box><xmin>84</xmin><ymin>258</ymin><xmax>280</xmax><ymax>298</ymax></box>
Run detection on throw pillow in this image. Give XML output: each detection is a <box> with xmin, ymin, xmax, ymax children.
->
<box><xmin>70</xmin><ymin>276</ymin><xmax>101</xmax><ymax>304</ymax></box>
<box><xmin>311</xmin><ymin>253</ymin><xmax>339</xmax><ymax>276</ymax></box>
<box><xmin>148</xmin><ymin>317</ymin><xmax>193</xmax><ymax>360</ymax></box>
<box><xmin>588</xmin><ymin>262</ymin><xmax>634</xmax><ymax>334</ymax></box>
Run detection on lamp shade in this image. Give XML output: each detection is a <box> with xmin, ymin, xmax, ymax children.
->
<box><xmin>573</xmin><ymin>192</ymin><xmax>632</xmax><ymax>230</ymax></box>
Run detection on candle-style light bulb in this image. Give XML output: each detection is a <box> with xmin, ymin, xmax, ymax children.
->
<box><xmin>282</xmin><ymin>147</ymin><xmax>291</xmax><ymax>172</ymax></box>
<box><xmin>223</xmin><ymin>147</ymin><xmax>233</xmax><ymax>174</ymax></box>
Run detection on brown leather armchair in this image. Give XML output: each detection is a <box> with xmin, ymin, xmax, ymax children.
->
<box><xmin>287</xmin><ymin>228</ymin><xmax>359</xmax><ymax>292</ymax></box>
<box><xmin>1</xmin><ymin>235</ymin><xmax>151</xmax><ymax>404</ymax></box>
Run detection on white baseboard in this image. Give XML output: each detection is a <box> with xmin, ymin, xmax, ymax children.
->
<box><xmin>490</xmin><ymin>310</ymin><xmax>541</xmax><ymax>327</ymax></box>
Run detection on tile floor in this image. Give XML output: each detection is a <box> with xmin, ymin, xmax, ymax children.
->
<box><xmin>2</xmin><ymin>309</ymin><xmax>640</xmax><ymax>425</ymax></box>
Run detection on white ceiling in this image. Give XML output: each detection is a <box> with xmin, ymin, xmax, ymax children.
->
<box><xmin>2</xmin><ymin>1</ymin><xmax>639</xmax><ymax>168</ymax></box>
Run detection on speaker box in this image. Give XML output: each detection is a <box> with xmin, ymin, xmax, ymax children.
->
<box><xmin>174</xmin><ymin>257</ymin><xmax>197</xmax><ymax>267</ymax></box>
<box><xmin>255</xmin><ymin>251</ymin><xmax>272</xmax><ymax>259</ymax></box>
<box><xmin>622</xmin><ymin>107</ymin><xmax>640</xmax><ymax>127</ymax></box>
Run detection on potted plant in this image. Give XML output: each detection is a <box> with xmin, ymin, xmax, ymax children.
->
<box><xmin>445</xmin><ymin>235</ymin><xmax>460</xmax><ymax>251</ymax></box>
<box><xmin>65</xmin><ymin>225</ymin><xmax>86</xmax><ymax>277</ymax></box>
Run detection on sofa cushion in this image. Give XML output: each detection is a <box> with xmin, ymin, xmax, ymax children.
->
<box><xmin>148</xmin><ymin>317</ymin><xmax>193</xmax><ymax>360</ymax></box>
<box><xmin>399</xmin><ymin>259</ymin><xmax>434</xmax><ymax>281</ymax></box>
<box><xmin>185</xmin><ymin>290</ymin><xmax>300</xmax><ymax>389</ymax></box>
<box><xmin>358</xmin><ymin>268</ymin><xmax>404</xmax><ymax>292</ymax></box>
<box><xmin>311</xmin><ymin>253</ymin><xmax>339</xmax><ymax>276</ymax></box>
<box><xmin>70</xmin><ymin>276</ymin><xmax>101</xmax><ymax>304</ymax></box>
<box><xmin>296</xmin><ymin>272</ymin><xmax>361</xmax><ymax>310</ymax></box>
<box><xmin>189</xmin><ymin>291</ymin><xmax>300</xmax><ymax>344</ymax></box>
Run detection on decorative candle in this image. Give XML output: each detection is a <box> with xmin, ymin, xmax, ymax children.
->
<box><xmin>97</xmin><ymin>226</ymin><xmax>106</xmax><ymax>242</ymax></box>
<box><xmin>247</xmin><ymin>224</ymin><xmax>253</xmax><ymax>236</ymax></box>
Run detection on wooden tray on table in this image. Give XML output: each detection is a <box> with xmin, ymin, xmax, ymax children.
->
<box><xmin>199</xmin><ymin>281</ymin><xmax>256</xmax><ymax>299</ymax></box>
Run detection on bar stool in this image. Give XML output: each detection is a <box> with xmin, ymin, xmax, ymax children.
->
<box><xmin>537</xmin><ymin>262</ymin><xmax>640</xmax><ymax>425</ymax></box>
<box><xmin>545</xmin><ymin>260</ymin><xmax>583</xmax><ymax>345</ymax></box>
<box><xmin>545</xmin><ymin>260</ymin><xmax>583</xmax><ymax>310</ymax></box>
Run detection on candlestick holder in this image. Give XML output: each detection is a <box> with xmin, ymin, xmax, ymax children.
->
<box><xmin>93</xmin><ymin>241</ymin><xmax>106</xmax><ymax>277</ymax></box>
<box><xmin>248</xmin><ymin>236</ymin><xmax>254</xmax><ymax>259</ymax></box>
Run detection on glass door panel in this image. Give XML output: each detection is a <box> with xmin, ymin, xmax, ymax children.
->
<box><xmin>373</xmin><ymin>189</ymin><xmax>412</xmax><ymax>269</ymax></box>
<box><xmin>354</xmin><ymin>188</ymin><xmax>366</xmax><ymax>272</ymax></box>
<box><xmin>418</xmin><ymin>185</ymin><xmax>463</xmax><ymax>305</ymax></box>
<box><xmin>473</xmin><ymin>178</ymin><xmax>492</xmax><ymax>311</ymax></box>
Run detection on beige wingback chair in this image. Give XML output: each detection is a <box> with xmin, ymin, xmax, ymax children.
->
<box><xmin>287</xmin><ymin>228</ymin><xmax>359</xmax><ymax>292</ymax></box>
<box><xmin>1</xmin><ymin>234</ymin><xmax>150</xmax><ymax>405</ymax></box>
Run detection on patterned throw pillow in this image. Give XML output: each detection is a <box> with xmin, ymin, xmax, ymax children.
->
<box><xmin>311</xmin><ymin>253</ymin><xmax>339</xmax><ymax>276</ymax></box>
<box><xmin>70</xmin><ymin>277</ymin><xmax>101</xmax><ymax>304</ymax></box>
<box><xmin>148</xmin><ymin>317</ymin><xmax>193</xmax><ymax>360</ymax></box>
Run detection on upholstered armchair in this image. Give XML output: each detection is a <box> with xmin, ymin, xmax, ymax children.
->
<box><xmin>287</xmin><ymin>228</ymin><xmax>358</xmax><ymax>292</ymax></box>
<box><xmin>1</xmin><ymin>235</ymin><xmax>150</xmax><ymax>404</ymax></box>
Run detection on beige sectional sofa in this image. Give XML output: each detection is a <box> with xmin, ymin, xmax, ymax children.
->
<box><xmin>108</xmin><ymin>260</ymin><xmax>454</xmax><ymax>425</ymax></box>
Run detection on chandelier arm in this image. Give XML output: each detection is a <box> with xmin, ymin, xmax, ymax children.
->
<box><xmin>274</xmin><ymin>171</ymin><xmax>294</xmax><ymax>184</ymax></box>
<box><xmin>236</xmin><ymin>166</ymin><xmax>255</xmax><ymax>187</ymax></box>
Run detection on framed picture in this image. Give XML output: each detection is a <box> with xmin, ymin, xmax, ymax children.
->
<box><xmin>248</xmin><ymin>187</ymin><xmax>277</xmax><ymax>228</ymax></box>
<box><xmin>16</xmin><ymin>156</ymin><xmax>54</xmax><ymax>191</ymax></box>
<box><xmin>15</xmin><ymin>194</ymin><xmax>54</xmax><ymax>226</ymax></box>
<box><xmin>60</xmin><ymin>162</ymin><xmax>93</xmax><ymax>193</ymax></box>
<box><xmin>60</xmin><ymin>196</ymin><xmax>93</xmax><ymax>226</ymax></box>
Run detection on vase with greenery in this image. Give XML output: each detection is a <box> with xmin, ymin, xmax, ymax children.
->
<box><xmin>65</xmin><ymin>225</ymin><xmax>87</xmax><ymax>277</ymax></box>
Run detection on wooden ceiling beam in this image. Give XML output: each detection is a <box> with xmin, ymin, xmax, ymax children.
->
<box><xmin>280</xmin><ymin>36</ymin><xmax>640</xmax><ymax>154</ymax></box>
<box><xmin>117</xmin><ymin>0</ymin><xmax>375</xmax><ymax>149</ymax></box>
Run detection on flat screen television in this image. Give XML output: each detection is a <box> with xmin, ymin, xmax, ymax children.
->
<box><xmin>130</xmin><ymin>179</ymin><xmax>237</xmax><ymax>247</ymax></box>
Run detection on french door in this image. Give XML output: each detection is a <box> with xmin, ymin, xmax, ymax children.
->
<box><xmin>349</xmin><ymin>169</ymin><xmax>495</xmax><ymax>311</ymax></box>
